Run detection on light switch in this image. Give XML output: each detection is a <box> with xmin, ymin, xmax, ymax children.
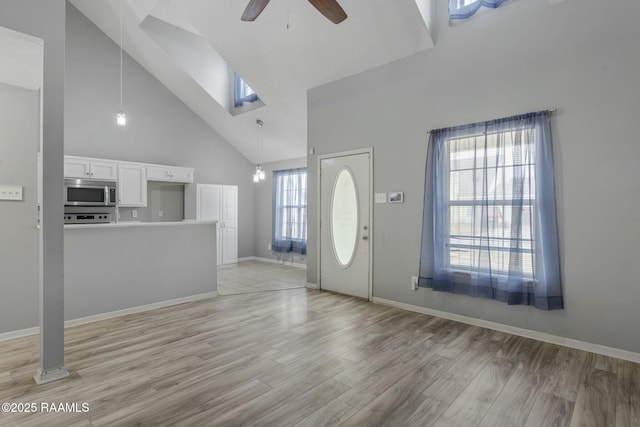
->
<box><xmin>0</xmin><ymin>185</ymin><xmax>23</xmax><ymax>201</ymax></box>
<box><xmin>375</xmin><ymin>193</ymin><xmax>387</xmax><ymax>204</ymax></box>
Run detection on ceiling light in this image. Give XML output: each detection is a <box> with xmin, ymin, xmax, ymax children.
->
<box><xmin>253</xmin><ymin>119</ymin><xmax>265</xmax><ymax>183</ymax></box>
<box><xmin>116</xmin><ymin>109</ymin><xmax>126</xmax><ymax>126</ymax></box>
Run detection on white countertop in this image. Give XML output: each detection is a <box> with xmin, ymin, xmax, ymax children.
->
<box><xmin>64</xmin><ymin>220</ymin><xmax>217</xmax><ymax>229</ymax></box>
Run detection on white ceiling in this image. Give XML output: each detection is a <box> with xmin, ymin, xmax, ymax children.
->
<box><xmin>70</xmin><ymin>0</ymin><xmax>433</xmax><ymax>163</ymax></box>
<box><xmin>0</xmin><ymin>26</ymin><xmax>43</xmax><ymax>90</ymax></box>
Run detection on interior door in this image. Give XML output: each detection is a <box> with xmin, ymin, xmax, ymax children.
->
<box><xmin>197</xmin><ymin>184</ymin><xmax>238</xmax><ymax>265</ymax></box>
<box><xmin>221</xmin><ymin>185</ymin><xmax>238</xmax><ymax>265</ymax></box>
<box><xmin>197</xmin><ymin>184</ymin><xmax>223</xmax><ymax>265</ymax></box>
<box><xmin>320</xmin><ymin>152</ymin><xmax>371</xmax><ymax>299</ymax></box>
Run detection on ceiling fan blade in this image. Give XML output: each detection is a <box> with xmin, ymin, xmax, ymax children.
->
<box><xmin>241</xmin><ymin>0</ymin><xmax>271</xmax><ymax>21</ymax></box>
<box><xmin>307</xmin><ymin>0</ymin><xmax>348</xmax><ymax>24</ymax></box>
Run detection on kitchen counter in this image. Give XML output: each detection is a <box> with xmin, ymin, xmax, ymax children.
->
<box><xmin>64</xmin><ymin>220</ymin><xmax>217</xmax><ymax>321</ymax></box>
<box><xmin>64</xmin><ymin>220</ymin><xmax>217</xmax><ymax>229</ymax></box>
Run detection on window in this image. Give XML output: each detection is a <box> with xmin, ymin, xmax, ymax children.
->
<box><xmin>419</xmin><ymin>112</ymin><xmax>563</xmax><ymax>310</ymax></box>
<box><xmin>234</xmin><ymin>73</ymin><xmax>258</xmax><ymax>108</ymax></box>
<box><xmin>447</xmin><ymin>130</ymin><xmax>535</xmax><ymax>276</ymax></box>
<box><xmin>273</xmin><ymin>168</ymin><xmax>307</xmax><ymax>255</ymax></box>
<box><xmin>449</xmin><ymin>0</ymin><xmax>509</xmax><ymax>21</ymax></box>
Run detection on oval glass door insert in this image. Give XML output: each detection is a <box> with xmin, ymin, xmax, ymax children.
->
<box><xmin>330</xmin><ymin>168</ymin><xmax>359</xmax><ymax>267</ymax></box>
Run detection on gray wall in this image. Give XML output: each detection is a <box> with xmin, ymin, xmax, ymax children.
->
<box><xmin>65</xmin><ymin>223</ymin><xmax>216</xmax><ymax>319</ymax></box>
<box><xmin>119</xmin><ymin>182</ymin><xmax>185</xmax><ymax>223</ymax></box>
<box><xmin>64</xmin><ymin>4</ymin><xmax>256</xmax><ymax>258</ymax></box>
<box><xmin>0</xmin><ymin>83</ymin><xmax>40</xmax><ymax>333</ymax></box>
<box><xmin>254</xmin><ymin>157</ymin><xmax>307</xmax><ymax>265</ymax></box>
<box><xmin>0</xmin><ymin>0</ymin><xmax>66</xmax><ymax>370</ymax></box>
<box><xmin>308</xmin><ymin>0</ymin><xmax>640</xmax><ymax>353</ymax></box>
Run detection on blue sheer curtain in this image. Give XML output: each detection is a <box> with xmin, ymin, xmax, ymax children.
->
<box><xmin>234</xmin><ymin>73</ymin><xmax>258</xmax><ymax>108</ymax></box>
<box><xmin>449</xmin><ymin>0</ymin><xmax>509</xmax><ymax>20</ymax></box>
<box><xmin>419</xmin><ymin>112</ymin><xmax>563</xmax><ymax>310</ymax></box>
<box><xmin>273</xmin><ymin>168</ymin><xmax>307</xmax><ymax>255</ymax></box>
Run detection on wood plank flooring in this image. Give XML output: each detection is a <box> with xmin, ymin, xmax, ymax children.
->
<box><xmin>1</xmin><ymin>271</ymin><xmax>639</xmax><ymax>426</ymax></box>
<box><xmin>217</xmin><ymin>261</ymin><xmax>306</xmax><ymax>295</ymax></box>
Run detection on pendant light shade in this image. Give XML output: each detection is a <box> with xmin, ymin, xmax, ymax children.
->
<box><xmin>116</xmin><ymin>109</ymin><xmax>127</xmax><ymax>126</ymax></box>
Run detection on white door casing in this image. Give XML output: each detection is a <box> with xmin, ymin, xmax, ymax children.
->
<box><xmin>319</xmin><ymin>150</ymin><xmax>372</xmax><ymax>300</ymax></box>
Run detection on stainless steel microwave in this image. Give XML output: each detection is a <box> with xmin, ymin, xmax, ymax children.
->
<box><xmin>64</xmin><ymin>178</ymin><xmax>117</xmax><ymax>207</ymax></box>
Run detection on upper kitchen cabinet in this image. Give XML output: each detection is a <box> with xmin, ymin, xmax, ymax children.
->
<box><xmin>147</xmin><ymin>165</ymin><xmax>194</xmax><ymax>183</ymax></box>
<box><xmin>118</xmin><ymin>164</ymin><xmax>147</xmax><ymax>207</ymax></box>
<box><xmin>64</xmin><ymin>156</ymin><xmax>118</xmax><ymax>180</ymax></box>
<box><xmin>64</xmin><ymin>155</ymin><xmax>194</xmax><ymax>207</ymax></box>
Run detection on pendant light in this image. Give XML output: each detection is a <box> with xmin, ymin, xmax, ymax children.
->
<box><xmin>116</xmin><ymin>0</ymin><xmax>126</xmax><ymax>126</ymax></box>
<box><xmin>253</xmin><ymin>119</ymin><xmax>265</xmax><ymax>183</ymax></box>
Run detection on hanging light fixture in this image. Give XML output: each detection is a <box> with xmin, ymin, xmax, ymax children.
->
<box><xmin>253</xmin><ymin>119</ymin><xmax>265</xmax><ymax>183</ymax></box>
<box><xmin>116</xmin><ymin>0</ymin><xmax>126</xmax><ymax>126</ymax></box>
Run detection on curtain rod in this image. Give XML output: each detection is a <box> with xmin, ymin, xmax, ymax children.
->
<box><xmin>426</xmin><ymin>108</ymin><xmax>558</xmax><ymax>134</ymax></box>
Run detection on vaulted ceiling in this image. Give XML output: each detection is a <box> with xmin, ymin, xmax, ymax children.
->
<box><xmin>70</xmin><ymin>0</ymin><xmax>434</xmax><ymax>163</ymax></box>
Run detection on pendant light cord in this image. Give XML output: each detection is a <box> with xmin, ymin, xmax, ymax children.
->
<box><xmin>257</xmin><ymin>119</ymin><xmax>264</xmax><ymax>164</ymax></box>
<box><xmin>119</xmin><ymin>0</ymin><xmax>123</xmax><ymax>109</ymax></box>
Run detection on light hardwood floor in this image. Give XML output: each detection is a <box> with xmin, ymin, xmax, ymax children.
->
<box><xmin>217</xmin><ymin>261</ymin><xmax>306</xmax><ymax>295</ymax></box>
<box><xmin>1</xmin><ymin>287</ymin><xmax>639</xmax><ymax>426</ymax></box>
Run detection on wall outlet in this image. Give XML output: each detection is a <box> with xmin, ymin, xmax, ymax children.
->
<box><xmin>158</xmin><ymin>210</ymin><xmax>163</xmax><ymax>217</ymax></box>
<box><xmin>0</xmin><ymin>185</ymin><xmax>23</xmax><ymax>201</ymax></box>
<box><xmin>132</xmin><ymin>210</ymin><xmax>138</xmax><ymax>218</ymax></box>
<box><xmin>411</xmin><ymin>276</ymin><xmax>418</xmax><ymax>290</ymax></box>
<box><xmin>268</xmin><ymin>243</ymin><xmax>272</xmax><ymax>251</ymax></box>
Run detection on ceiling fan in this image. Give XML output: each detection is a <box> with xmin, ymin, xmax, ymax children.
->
<box><xmin>241</xmin><ymin>0</ymin><xmax>348</xmax><ymax>24</ymax></box>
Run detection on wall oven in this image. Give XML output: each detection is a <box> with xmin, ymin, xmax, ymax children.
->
<box><xmin>64</xmin><ymin>178</ymin><xmax>117</xmax><ymax>207</ymax></box>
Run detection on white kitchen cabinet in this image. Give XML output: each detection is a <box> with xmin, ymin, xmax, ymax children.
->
<box><xmin>64</xmin><ymin>157</ymin><xmax>91</xmax><ymax>178</ymax></box>
<box><xmin>64</xmin><ymin>155</ymin><xmax>193</xmax><ymax>208</ymax></box>
<box><xmin>196</xmin><ymin>184</ymin><xmax>238</xmax><ymax>265</ymax></box>
<box><xmin>147</xmin><ymin>165</ymin><xmax>193</xmax><ymax>183</ymax></box>
<box><xmin>118</xmin><ymin>164</ymin><xmax>147</xmax><ymax>207</ymax></box>
<box><xmin>64</xmin><ymin>156</ymin><xmax>118</xmax><ymax>180</ymax></box>
<box><xmin>90</xmin><ymin>160</ymin><xmax>118</xmax><ymax>180</ymax></box>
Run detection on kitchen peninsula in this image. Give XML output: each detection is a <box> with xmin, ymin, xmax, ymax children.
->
<box><xmin>64</xmin><ymin>219</ymin><xmax>217</xmax><ymax>321</ymax></box>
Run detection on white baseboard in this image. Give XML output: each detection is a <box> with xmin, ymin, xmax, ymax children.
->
<box><xmin>306</xmin><ymin>282</ymin><xmax>319</xmax><ymax>290</ymax></box>
<box><xmin>0</xmin><ymin>292</ymin><xmax>219</xmax><ymax>343</ymax></box>
<box><xmin>238</xmin><ymin>256</ymin><xmax>307</xmax><ymax>269</ymax></box>
<box><xmin>65</xmin><ymin>291</ymin><xmax>219</xmax><ymax>328</ymax></box>
<box><xmin>0</xmin><ymin>326</ymin><xmax>39</xmax><ymax>343</ymax></box>
<box><xmin>372</xmin><ymin>297</ymin><xmax>640</xmax><ymax>364</ymax></box>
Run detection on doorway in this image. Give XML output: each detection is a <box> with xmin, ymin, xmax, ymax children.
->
<box><xmin>319</xmin><ymin>149</ymin><xmax>372</xmax><ymax>300</ymax></box>
<box><xmin>0</xmin><ymin>26</ymin><xmax>43</xmax><ymax>336</ymax></box>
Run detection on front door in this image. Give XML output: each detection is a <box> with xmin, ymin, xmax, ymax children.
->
<box><xmin>320</xmin><ymin>151</ymin><xmax>371</xmax><ymax>299</ymax></box>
